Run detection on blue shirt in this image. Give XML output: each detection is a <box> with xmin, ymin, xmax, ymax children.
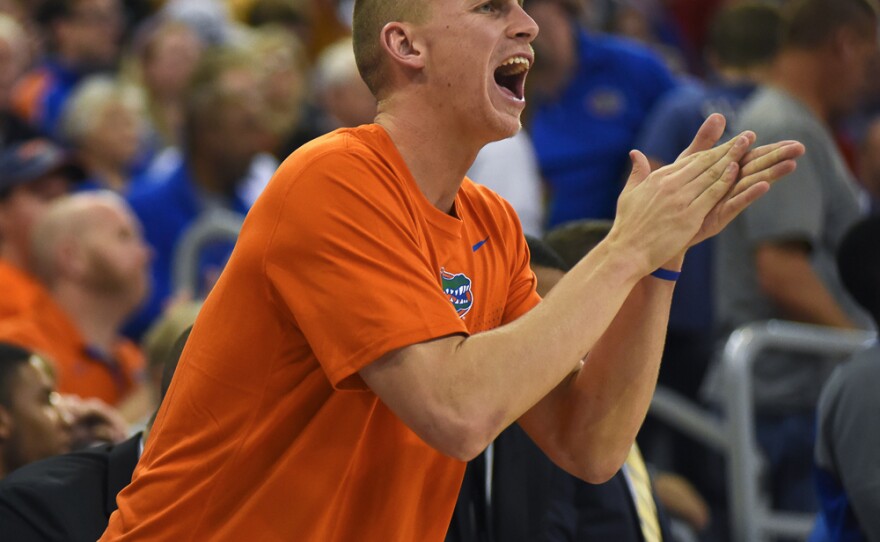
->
<box><xmin>15</xmin><ymin>59</ymin><xmax>84</xmax><ymax>139</ymax></box>
<box><xmin>123</xmin><ymin>160</ymin><xmax>249</xmax><ymax>339</ymax></box>
<box><xmin>530</xmin><ymin>30</ymin><xmax>677</xmax><ymax>226</ymax></box>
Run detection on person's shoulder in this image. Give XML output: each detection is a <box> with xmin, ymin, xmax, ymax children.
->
<box><xmin>650</xmin><ymin>80</ymin><xmax>707</xmax><ymax>114</ymax></box>
<box><xmin>268</xmin><ymin>124</ymin><xmax>408</xmax><ymax>197</ymax></box>
<box><xmin>285</xmin><ymin>125</ymin><xmax>388</xmax><ymax>163</ymax></box>
<box><xmin>819</xmin><ymin>345</ymin><xmax>880</xmax><ymax>415</ymax></box>
<box><xmin>126</xmin><ymin>152</ymin><xmax>189</xmax><ymax>205</ymax></box>
<box><xmin>736</xmin><ymin>87</ymin><xmax>817</xmax><ymax>138</ymax></box>
<box><xmin>460</xmin><ymin>178</ymin><xmax>520</xmax><ymax>223</ymax></box>
<box><xmin>829</xmin><ymin>347</ymin><xmax>880</xmax><ymax>394</ymax></box>
<box><xmin>0</xmin><ymin>444</ymin><xmax>113</xmax><ymax>494</ymax></box>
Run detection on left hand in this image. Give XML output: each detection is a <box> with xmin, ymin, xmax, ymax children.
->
<box><xmin>674</xmin><ymin>114</ymin><xmax>805</xmax><ymax>247</ymax></box>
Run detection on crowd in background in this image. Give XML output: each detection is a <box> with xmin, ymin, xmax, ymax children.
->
<box><xmin>0</xmin><ymin>0</ymin><xmax>878</xmax><ymax>541</ymax></box>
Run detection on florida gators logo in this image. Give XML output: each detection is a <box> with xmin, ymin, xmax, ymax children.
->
<box><xmin>441</xmin><ymin>267</ymin><xmax>474</xmax><ymax>318</ymax></box>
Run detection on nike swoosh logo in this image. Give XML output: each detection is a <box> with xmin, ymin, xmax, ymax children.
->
<box><xmin>472</xmin><ymin>236</ymin><xmax>489</xmax><ymax>252</ymax></box>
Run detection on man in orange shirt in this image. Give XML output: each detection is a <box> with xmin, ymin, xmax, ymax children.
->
<box><xmin>0</xmin><ymin>139</ymin><xmax>83</xmax><ymax>322</ymax></box>
<box><xmin>0</xmin><ymin>191</ymin><xmax>151</xmax><ymax>415</ymax></box>
<box><xmin>103</xmin><ymin>1</ymin><xmax>804</xmax><ymax>540</ymax></box>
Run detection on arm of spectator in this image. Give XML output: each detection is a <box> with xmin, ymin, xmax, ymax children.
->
<box><xmin>755</xmin><ymin>241</ymin><xmax>859</xmax><ymax>329</ymax></box>
<box><xmin>59</xmin><ymin>394</ymin><xmax>129</xmax><ymax>449</ymax></box>
<box><xmin>361</xmin><ymin>125</ymin><xmax>800</xmax><ymax>481</ymax></box>
<box><xmin>653</xmin><ymin>471</ymin><xmax>711</xmax><ymax>532</ymax></box>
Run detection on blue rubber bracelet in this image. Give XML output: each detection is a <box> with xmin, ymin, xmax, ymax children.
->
<box><xmin>650</xmin><ymin>267</ymin><xmax>681</xmax><ymax>281</ymax></box>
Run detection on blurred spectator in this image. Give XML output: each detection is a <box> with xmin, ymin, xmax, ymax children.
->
<box><xmin>0</xmin><ymin>13</ymin><xmax>35</xmax><ymax>147</ymax></box>
<box><xmin>123</xmin><ymin>46</ymin><xmax>267</xmax><ymax>340</ymax></box>
<box><xmin>812</xmin><ymin>215</ymin><xmax>880</xmax><ymax>541</ymax></box>
<box><xmin>467</xmin><ymin>132</ymin><xmax>545</xmax><ymax>237</ymax></box>
<box><xmin>605</xmin><ymin>0</ymin><xmax>688</xmax><ymax>73</ymax></box>
<box><xmin>60</xmin><ymin>75</ymin><xmax>148</xmax><ymax>192</ymax></box>
<box><xmin>160</xmin><ymin>0</ymin><xmax>233</xmax><ymax>47</ymax></box>
<box><xmin>857</xmin><ymin>115</ymin><xmax>880</xmax><ymax>211</ymax></box>
<box><xmin>244</xmin><ymin>0</ymin><xmax>315</xmax><ymax>61</ymax></box>
<box><xmin>251</xmin><ymin>24</ymin><xmax>322</xmax><ymax>159</ymax></box>
<box><xmin>135</xmin><ymin>299</ymin><xmax>201</xmax><ymax>431</ymax></box>
<box><xmin>11</xmin><ymin>0</ymin><xmax>125</xmax><ymax>138</ymax></box>
<box><xmin>126</xmin><ymin>17</ymin><xmax>206</xmax><ymax>151</ymax></box>
<box><xmin>639</xmin><ymin>2</ymin><xmax>782</xmax><ymax>169</ymax></box>
<box><xmin>525</xmin><ymin>0</ymin><xmax>678</xmax><ymax>226</ymax></box>
<box><xmin>711</xmin><ymin>0</ymin><xmax>878</xmax><ymax>513</ymax></box>
<box><xmin>0</xmin><ymin>343</ymin><xmax>71</xmax><ymax>479</ymax></box>
<box><xmin>0</xmin><ymin>324</ymin><xmax>189</xmax><ymax>540</ymax></box>
<box><xmin>543</xmin><ymin>218</ymin><xmax>614</xmax><ymax>269</ymax></box>
<box><xmin>0</xmin><ymin>191</ymin><xmax>151</xmax><ymax>419</ymax></box>
<box><xmin>312</xmin><ymin>36</ymin><xmax>376</xmax><ymax>131</ymax></box>
<box><xmin>0</xmin><ymin>139</ymin><xmax>83</xmax><ymax>321</ymax></box>
<box><xmin>633</xmin><ymin>0</ymin><xmax>783</xmax><ymax>511</ymax></box>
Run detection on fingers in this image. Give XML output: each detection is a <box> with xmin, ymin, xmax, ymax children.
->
<box><xmin>733</xmin><ymin>141</ymin><xmax>803</xmax><ymax>197</ymax></box>
<box><xmin>678</xmin><ymin>131</ymin><xmax>754</xmax><ymax>204</ymax></box>
<box><xmin>678</xmin><ymin>113</ymin><xmax>727</xmax><ymax>159</ymax></box>
<box><xmin>690</xmin><ymin>159</ymin><xmax>741</xmax><ymax>215</ymax></box>
<box><xmin>624</xmin><ymin>149</ymin><xmax>651</xmax><ymax>190</ymax></box>
<box><xmin>712</xmin><ymin>180</ymin><xmax>773</xmax><ymax>232</ymax></box>
<box><xmin>738</xmin><ymin>140</ymin><xmax>805</xmax><ymax>183</ymax></box>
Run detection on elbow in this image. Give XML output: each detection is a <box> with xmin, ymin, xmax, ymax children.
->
<box><xmin>421</xmin><ymin>412</ymin><xmax>499</xmax><ymax>462</ymax></box>
<box><xmin>556</xmin><ymin>441</ymin><xmax>630</xmax><ymax>484</ymax></box>
<box><xmin>578</xmin><ymin>457</ymin><xmax>624</xmax><ymax>484</ymax></box>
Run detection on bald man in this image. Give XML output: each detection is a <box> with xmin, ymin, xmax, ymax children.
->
<box><xmin>102</xmin><ymin>0</ymin><xmax>803</xmax><ymax>540</ymax></box>
<box><xmin>0</xmin><ymin>192</ymin><xmax>151</xmax><ymax>414</ymax></box>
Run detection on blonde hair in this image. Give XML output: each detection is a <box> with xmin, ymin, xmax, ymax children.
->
<box><xmin>141</xmin><ymin>301</ymin><xmax>203</xmax><ymax>372</ymax></box>
<box><xmin>61</xmin><ymin>76</ymin><xmax>146</xmax><ymax>145</ymax></box>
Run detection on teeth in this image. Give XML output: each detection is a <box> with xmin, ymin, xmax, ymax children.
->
<box><xmin>498</xmin><ymin>56</ymin><xmax>530</xmax><ymax>74</ymax></box>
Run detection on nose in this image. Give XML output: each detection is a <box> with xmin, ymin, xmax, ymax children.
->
<box><xmin>510</xmin><ymin>3</ymin><xmax>540</xmax><ymax>42</ymax></box>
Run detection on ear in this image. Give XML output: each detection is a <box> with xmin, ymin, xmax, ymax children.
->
<box><xmin>379</xmin><ymin>22</ymin><xmax>426</xmax><ymax>71</ymax></box>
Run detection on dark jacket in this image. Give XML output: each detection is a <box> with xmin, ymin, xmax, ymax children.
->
<box><xmin>0</xmin><ymin>434</ymin><xmax>141</xmax><ymax>542</ymax></box>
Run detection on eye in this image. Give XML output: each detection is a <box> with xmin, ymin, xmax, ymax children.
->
<box><xmin>477</xmin><ymin>1</ymin><xmax>498</xmax><ymax>13</ymax></box>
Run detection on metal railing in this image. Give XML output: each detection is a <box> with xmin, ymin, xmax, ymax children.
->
<box><xmin>720</xmin><ymin>320</ymin><xmax>875</xmax><ymax>542</ymax></box>
<box><xmin>171</xmin><ymin>208</ymin><xmax>245</xmax><ymax>295</ymax></box>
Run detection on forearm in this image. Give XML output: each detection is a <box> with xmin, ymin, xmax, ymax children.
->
<box><xmin>362</xmin><ymin>239</ymin><xmax>648</xmax><ymax>460</ymax></box>
<box><xmin>521</xmin><ymin>268</ymin><xmax>676</xmax><ymax>481</ymax></box>
<box><xmin>757</xmin><ymin>246</ymin><xmax>858</xmax><ymax>328</ymax></box>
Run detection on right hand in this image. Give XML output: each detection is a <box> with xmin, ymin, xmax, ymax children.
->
<box><xmin>607</xmin><ymin>129</ymin><xmax>756</xmax><ymax>275</ymax></box>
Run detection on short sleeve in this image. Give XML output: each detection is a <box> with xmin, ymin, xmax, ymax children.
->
<box><xmin>263</xmin><ymin>147</ymin><xmax>468</xmax><ymax>389</ymax></box>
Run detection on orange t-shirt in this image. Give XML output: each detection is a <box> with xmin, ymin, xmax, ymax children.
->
<box><xmin>0</xmin><ymin>293</ymin><xmax>144</xmax><ymax>406</ymax></box>
<box><xmin>0</xmin><ymin>259</ymin><xmax>51</xmax><ymax>322</ymax></box>
<box><xmin>102</xmin><ymin>125</ymin><xmax>540</xmax><ymax>541</ymax></box>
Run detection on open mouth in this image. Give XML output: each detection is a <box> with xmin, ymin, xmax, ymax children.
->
<box><xmin>494</xmin><ymin>56</ymin><xmax>530</xmax><ymax>101</ymax></box>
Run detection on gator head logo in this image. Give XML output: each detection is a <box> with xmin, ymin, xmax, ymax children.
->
<box><xmin>440</xmin><ymin>267</ymin><xmax>474</xmax><ymax>318</ymax></box>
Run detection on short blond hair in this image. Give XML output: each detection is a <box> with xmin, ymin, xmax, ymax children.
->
<box><xmin>351</xmin><ymin>0</ymin><xmax>429</xmax><ymax>97</ymax></box>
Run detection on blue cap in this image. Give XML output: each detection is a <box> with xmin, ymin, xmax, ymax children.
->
<box><xmin>0</xmin><ymin>139</ymin><xmax>85</xmax><ymax>194</ymax></box>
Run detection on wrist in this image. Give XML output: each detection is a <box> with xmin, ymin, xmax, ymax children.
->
<box><xmin>650</xmin><ymin>267</ymin><xmax>681</xmax><ymax>281</ymax></box>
